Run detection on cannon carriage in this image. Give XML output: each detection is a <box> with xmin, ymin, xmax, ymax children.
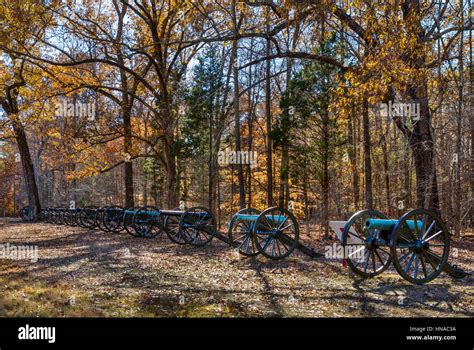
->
<box><xmin>228</xmin><ymin>207</ymin><xmax>300</xmax><ymax>260</ymax></box>
<box><xmin>337</xmin><ymin>208</ymin><xmax>460</xmax><ymax>284</ymax></box>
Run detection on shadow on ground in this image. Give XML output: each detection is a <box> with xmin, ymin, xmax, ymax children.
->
<box><xmin>0</xmin><ymin>218</ymin><xmax>472</xmax><ymax>317</ymax></box>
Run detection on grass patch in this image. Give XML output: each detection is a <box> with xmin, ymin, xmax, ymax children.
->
<box><xmin>0</xmin><ymin>277</ymin><xmax>150</xmax><ymax>317</ymax></box>
<box><xmin>0</xmin><ymin>278</ymin><xmax>250</xmax><ymax>317</ymax></box>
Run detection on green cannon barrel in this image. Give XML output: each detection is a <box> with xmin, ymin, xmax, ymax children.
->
<box><xmin>124</xmin><ymin>209</ymin><xmax>160</xmax><ymax>216</ymax></box>
<box><xmin>233</xmin><ymin>214</ymin><xmax>287</xmax><ymax>224</ymax></box>
<box><xmin>365</xmin><ymin>218</ymin><xmax>423</xmax><ymax>231</ymax></box>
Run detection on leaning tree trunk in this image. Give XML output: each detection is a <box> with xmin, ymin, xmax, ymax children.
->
<box><xmin>11</xmin><ymin>120</ymin><xmax>41</xmax><ymax>218</ymax></box>
<box><xmin>2</xmin><ymin>77</ymin><xmax>41</xmax><ymax>219</ymax></box>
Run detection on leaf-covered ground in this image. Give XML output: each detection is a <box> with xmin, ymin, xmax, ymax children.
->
<box><xmin>0</xmin><ymin>218</ymin><xmax>472</xmax><ymax>317</ymax></box>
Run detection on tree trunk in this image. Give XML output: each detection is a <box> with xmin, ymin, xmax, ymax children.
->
<box><xmin>123</xmin><ymin>108</ymin><xmax>134</xmax><ymax>208</ymax></box>
<box><xmin>454</xmin><ymin>0</ymin><xmax>464</xmax><ymax>235</ymax></box>
<box><xmin>217</xmin><ymin>167</ymin><xmax>222</xmax><ymax>228</ymax></box>
<box><xmin>348</xmin><ymin>105</ymin><xmax>359</xmax><ymax>210</ymax></box>
<box><xmin>362</xmin><ymin>95</ymin><xmax>373</xmax><ymax>209</ymax></box>
<box><xmin>114</xmin><ymin>2</ymin><xmax>134</xmax><ymax>209</ymax></box>
<box><xmin>403</xmin><ymin>139</ymin><xmax>411</xmax><ymax>210</ymax></box>
<box><xmin>399</xmin><ymin>0</ymin><xmax>440</xmax><ymax>212</ymax></box>
<box><xmin>382</xmin><ymin>136</ymin><xmax>391</xmax><ymax>216</ymax></box>
<box><xmin>303</xmin><ymin>169</ymin><xmax>310</xmax><ymax>235</ymax></box>
<box><xmin>247</xmin><ymin>58</ymin><xmax>254</xmax><ymax>207</ymax></box>
<box><xmin>278</xmin><ymin>144</ymin><xmax>289</xmax><ymax>208</ymax></box>
<box><xmin>1</xmin><ymin>65</ymin><xmax>41</xmax><ymax>219</ymax></box>
<box><xmin>208</xmin><ymin>102</ymin><xmax>214</xmax><ymax>213</ymax></box>
<box><xmin>11</xmin><ymin>120</ymin><xmax>41</xmax><ymax>218</ymax></box>
<box><xmin>265</xmin><ymin>19</ymin><xmax>274</xmax><ymax>206</ymax></box>
<box><xmin>208</xmin><ymin>131</ymin><xmax>219</xmax><ymax>216</ymax></box>
<box><xmin>232</xmin><ymin>39</ymin><xmax>245</xmax><ymax>209</ymax></box>
<box><xmin>469</xmin><ymin>0</ymin><xmax>474</xmax><ymax>227</ymax></box>
<box><xmin>411</xmin><ymin>138</ymin><xmax>439</xmax><ymax>210</ymax></box>
<box><xmin>321</xmin><ymin>111</ymin><xmax>330</xmax><ymax>238</ymax></box>
<box><xmin>247</xmin><ymin>108</ymin><xmax>253</xmax><ymax>207</ymax></box>
<box><xmin>143</xmin><ymin>162</ymin><xmax>148</xmax><ymax>206</ymax></box>
<box><xmin>406</xmin><ymin>81</ymin><xmax>440</xmax><ymax>211</ymax></box>
<box><xmin>163</xmin><ymin>130</ymin><xmax>178</xmax><ymax>208</ymax></box>
<box><xmin>278</xmin><ymin>49</ymin><xmax>294</xmax><ymax>208</ymax></box>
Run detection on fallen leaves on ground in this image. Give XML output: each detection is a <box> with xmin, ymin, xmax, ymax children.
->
<box><xmin>0</xmin><ymin>218</ymin><xmax>472</xmax><ymax>317</ymax></box>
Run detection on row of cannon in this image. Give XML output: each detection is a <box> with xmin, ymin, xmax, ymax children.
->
<box><xmin>20</xmin><ymin>205</ymin><xmax>467</xmax><ymax>284</ymax></box>
<box><xmin>36</xmin><ymin>205</ymin><xmax>301</xmax><ymax>261</ymax></box>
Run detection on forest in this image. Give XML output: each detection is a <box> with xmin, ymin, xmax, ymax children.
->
<box><xmin>0</xmin><ymin>0</ymin><xmax>472</xmax><ymax>235</ymax></box>
<box><xmin>0</xmin><ymin>0</ymin><xmax>473</xmax><ymax>322</ymax></box>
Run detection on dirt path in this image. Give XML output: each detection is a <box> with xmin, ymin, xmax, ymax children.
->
<box><xmin>0</xmin><ymin>218</ymin><xmax>472</xmax><ymax>317</ymax></box>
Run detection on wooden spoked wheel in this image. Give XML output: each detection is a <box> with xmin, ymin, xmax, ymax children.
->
<box><xmin>95</xmin><ymin>207</ymin><xmax>110</xmax><ymax>232</ymax></box>
<box><xmin>179</xmin><ymin>207</ymin><xmax>216</xmax><ymax>247</ymax></box>
<box><xmin>228</xmin><ymin>208</ymin><xmax>261</xmax><ymax>257</ymax></box>
<box><xmin>64</xmin><ymin>209</ymin><xmax>78</xmax><ymax>226</ymax></box>
<box><xmin>342</xmin><ymin>210</ymin><xmax>392</xmax><ymax>278</ymax></box>
<box><xmin>391</xmin><ymin>209</ymin><xmax>450</xmax><ymax>284</ymax></box>
<box><xmin>132</xmin><ymin>206</ymin><xmax>163</xmax><ymax>238</ymax></box>
<box><xmin>103</xmin><ymin>206</ymin><xmax>125</xmax><ymax>233</ymax></box>
<box><xmin>79</xmin><ymin>206</ymin><xmax>98</xmax><ymax>229</ymax></box>
<box><xmin>252</xmin><ymin>207</ymin><xmax>299</xmax><ymax>260</ymax></box>
<box><xmin>164</xmin><ymin>208</ymin><xmax>188</xmax><ymax>245</ymax></box>
<box><xmin>123</xmin><ymin>207</ymin><xmax>141</xmax><ymax>237</ymax></box>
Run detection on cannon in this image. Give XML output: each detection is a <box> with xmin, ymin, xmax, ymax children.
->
<box><xmin>88</xmin><ymin>205</ymin><xmax>213</xmax><ymax>243</ymax></box>
<box><xmin>20</xmin><ymin>206</ymin><xmax>31</xmax><ymax>221</ymax></box>
<box><xmin>129</xmin><ymin>206</ymin><xmax>216</xmax><ymax>245</ymax></box>
<box><xmin>122</xmin><ymin>206</ymin><xmax>142</xmax><ymax>237</ymax></box>
<box><xmin>33</xmin><ymin>204</ymin><xmax>319</xmax><ymax>261</ymax></box>
<box><xmin>63</xmin><ymin>208</ymin><xmax>80</xmax><ymax>227</ymax></box>
<box><xmin>127</xmin><ymin>205</ymin><xmax>321</xmax><ymax>260</ymax></box>
<box><xmin>77</xmin><ymin>206</ymin><xmax>100</xmax><ymax>229</ymax></box>
<box><xmin>335</xmin><ymin>208</ymin><xmax>467</xmax><ymax>284</ymax></box>
<box><xmin>227</xmin><ymin>207</ymin><xmax>300</xmax><ymax>260</ymax></box>
<box><xmin>130</xmin><ymin>206</ymin><xmax>163</xmax><ymax>238</ymax></box>
<box><xmin>48</xmin><ymin>207</ymin><xmax>65</xmax><ymax>225</ymax></box>
<box><xmin>33</xmin><ymin>203</ymin><xmax>318</xmax><ymax>261</ymax></box>
<box><xmin>39</xmin><ymin>208</ymin><xmax>48</xmax><ymax>221</ymax></box>
<box><xmin>42</xmin><ymin>208</ymin><xmax>55</xmax><ymax>224</ymax></box>
<box><xmin>103</xmin><ymin>206</ymin><xmax>126</xmax><ymax>233</ymax></box>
